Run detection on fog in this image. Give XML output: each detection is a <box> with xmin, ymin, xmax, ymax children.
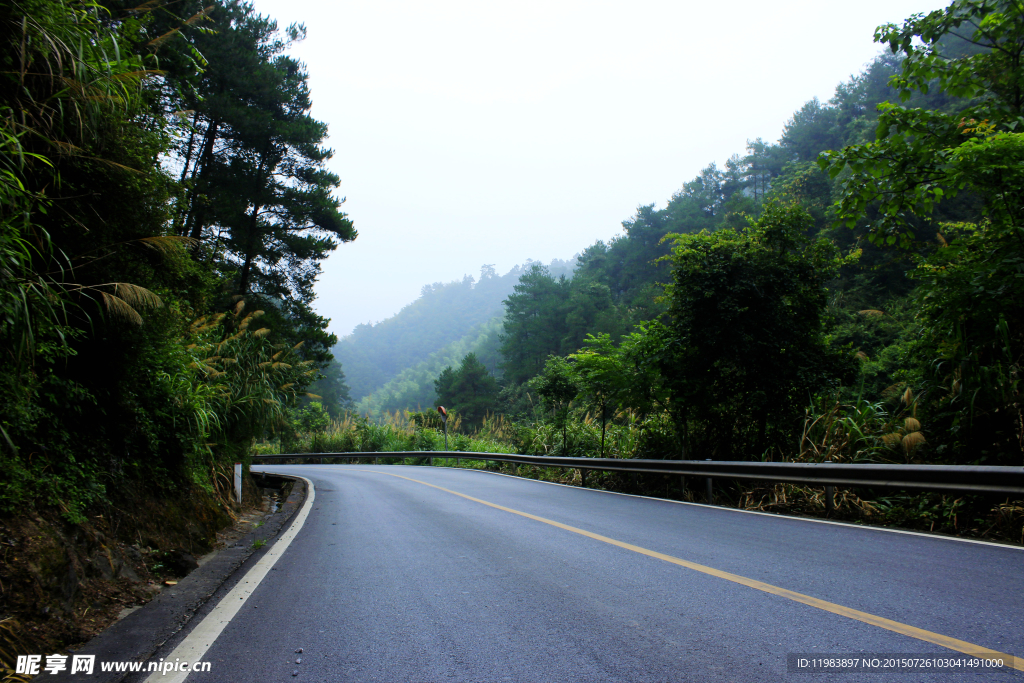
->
<box><xmin>251</xmin><ymin>0</ymin><xmax>947</xmax><ymax>337</ymax></box>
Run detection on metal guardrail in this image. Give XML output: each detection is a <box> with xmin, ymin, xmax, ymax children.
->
<box><xmin>251</xmin><ymin>451</ymin><xmax>1024</xmax><ymax>496</ymax></box>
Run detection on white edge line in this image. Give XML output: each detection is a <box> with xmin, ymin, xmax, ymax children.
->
<box><xmin>143</xmin><ymin>475</ymin><xmax>315</xmax><ymax>683</ymax></box>
<box><xmin>279</xmin><ymin>462</ymin><xmax>1020</xmax><ymax>552</ymax></box>
<box><xmin>459</xmin><ymin>467</ymin><xmax>1024</xmax><ymax>551</ymax></box>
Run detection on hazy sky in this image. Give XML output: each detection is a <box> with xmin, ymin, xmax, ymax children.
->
<box><xmin>252</xmin><ymin>0</ymin><xmax>945</xmax><ymax>339</ymax></box>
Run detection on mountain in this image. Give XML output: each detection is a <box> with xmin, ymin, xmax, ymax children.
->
<box><xmin>335</xmin><ymin>259</ymin><xmax>576</xmax><ymax>404</ymax></box>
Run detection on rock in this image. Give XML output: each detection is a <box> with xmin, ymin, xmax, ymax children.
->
<box><xmin>87</xmin><ymin>548</ymin><xmax>119</xmax><ymax>580</ymax></box>
<box><xmin>61</xmin><ymin>562</ymin><xmax>79</xmax><ymax>611</ymax></box>
<box><xmin>119</xmin><ymin>563</ymin><xmax>141</xmax><ymax>582</ymax></box>
<box><xmin>164</xmin><ymin>549</ymin><xmax>199</xmax><ymax>577</ymax></box>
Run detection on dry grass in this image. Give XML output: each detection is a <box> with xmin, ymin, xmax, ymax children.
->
<box><xmin>0</xmin><ymin>618</ymin><xmax>33</xmax><ymax>683</ymax></box>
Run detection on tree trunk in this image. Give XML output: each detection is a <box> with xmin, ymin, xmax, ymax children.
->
<box><xmin>756</xmin><ymin>406</ymin><xmax>768</xmax><ymax>460</ymax></box>
<box><xmin>237</xmin><ymin>149</ymin><xmax>271</xmax><ymax>294</ymax></box>
<box><xmin>237</xmin><ymin>204</ymin><xmax>262</xmax><ymax>294</ymax></box>
<box><xmin>172</xmin><ymin>112</ymin><xmax>201</xmax><ymax>235</ymax></box>
<box><xmin>185</xmin><ymin>119</ymin><xmax>220</xmax><ymax>241</ymax></box>
<box><xmin>562</xmin><ymin>412</ymin><xmax>567</xmax><ymax>454</ymax></box>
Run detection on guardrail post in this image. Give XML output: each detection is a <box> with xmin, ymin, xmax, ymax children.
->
<box><xmin>374</xmin><ymin>455</ymin><xmax>378</xmax><ymax>465</ymax></box>
<box><xmin>825</xmin><ymin>460</ymin><xmax>834</xmax><ymax>514</ymax></box>
<box><xmin>580</xmin><ymin>468</ymin><xmax>587</xmax><ymax>488</ymax></box>
<box><xmin>705</xmin><ymin>459</ymin><xmax>713</xmax><ymax>505</ymax></box>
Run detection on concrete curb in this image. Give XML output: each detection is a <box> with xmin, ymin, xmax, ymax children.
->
<box><xmin>44</xmin><ymin>477</ymin><xmax>308</xmax><ymax>683</ymax></box>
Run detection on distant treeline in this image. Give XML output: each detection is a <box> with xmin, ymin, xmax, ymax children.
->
<box><xmin>334</xmin><ymin>259</ymin><xmax>576</xmax><ymax>406</ymax></box>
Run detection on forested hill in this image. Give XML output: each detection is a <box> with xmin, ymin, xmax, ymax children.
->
<box><xmin>425</xmin><ymin>4</ymin><xmax>1024</xmax><ymax>474</ymax></box>
<box><xmin>336</xmin><ymin>259</ymin><xmax>576</xmax><ymax>401</ymax></box>
<box><xmin>355</xmin><ymin>317</ymin><xmax>504</xmax><ymax>417</ymax></box>
<box><xmin>497</xmin><ymin>36</ymin><xmax>983</xmax><ymax>389</ymax></box>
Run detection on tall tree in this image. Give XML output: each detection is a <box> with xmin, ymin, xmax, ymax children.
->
<box><xmin>434</xmin><ymin>353</ymin><xmax>499</xmax><ymax>429</ymax></box>
<box><xmin>821</xmin><ymin>0</ymin><xmax>1024</xmax><ymax>463</ymax></box>
<box><xmin>779</xmin><ymin>97</ymin><xmax>842</xmax><ymax>163</ymax></box>
<box><xmin>500</xmin><ymin>265</ymin><xmax>571</xmax><ymax>385</ymax></box>
<box><xmin>572</xmin><ymin>334</ymin><xmax>627</xmax><ymax>458</ymax></box>
<box><xmin>164</xmin><ymin>1</ymin><xmax>355</xmax><ymax>362</ymax></box>
<box><xmin>661</xmin><ymin>202</ymin><xmax>856</xmax><ymax>459</ymax></box>
<box><xmin>531</xmin><ymin>355</ymin><xmax>580</xmax><ymax>454</ymax></box>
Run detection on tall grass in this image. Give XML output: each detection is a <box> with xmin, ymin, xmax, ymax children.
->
<box><xmin>256</xmin><ymin>410</ymin><xmax>516</xmax><ymax>457</ymax></box>
<box><xmin>254</xmin><ymin>399</ymin><xmax>1020</xmax><ymax>544</ymax></box>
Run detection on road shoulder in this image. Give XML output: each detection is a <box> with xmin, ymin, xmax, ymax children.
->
<box><xmin>44</xmin><ymin>477</ymin><xmax>308</xmax><ymax>683</ymax></box>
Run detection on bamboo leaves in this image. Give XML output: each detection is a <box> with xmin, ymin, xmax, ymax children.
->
<box><xmin>184</xmin><ymin>306</ymin><xmax>315</xmax><ymax>459</ymax></box>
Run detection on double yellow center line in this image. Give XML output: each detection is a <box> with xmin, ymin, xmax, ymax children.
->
<box><xmin>371</xmin><ymin>470</ymin><xmax>1022</xmax><ymax>671</ymax></box>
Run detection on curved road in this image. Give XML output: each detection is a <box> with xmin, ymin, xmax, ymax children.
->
<box><xmin>146</xmin><ymin>465</ymin><xmax>1022</xmax><ymax>682</ymax></box>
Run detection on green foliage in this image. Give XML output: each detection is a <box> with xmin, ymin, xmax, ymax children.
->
<box><xmin>530</xmin><ymin>356</ymin><xmax>579</xmax><ymax>453</ymax></box>
<box><xmin>912</xmin><ymin>220</ymin><xmax>1024</xmax><ymax>463</ymax></box>
<box><xmin>571</xmin><ymin>335</ymin><xmax>630</xmax><ymax>458</ymax></box>
<box><xmin>820</xmin><ymin>0</ymin><xmax>1024</xmax><ymax>465</ymax></box>
<box><xmin>0</xmin><ymin>0</ymin><xmax>354</xmax><ymax>524</ymax></box>
<box><xmin>434</xmin><ymin>353</ymin><xmax>499</xmax><ymax>429</ymax></box>
<box><xmin>356</xmin><ymin>316</ymin><xmax>503</xmax><ymax>417</ymax></box>
<box><xmin>281</xmin><ymin>402</ymin><xmax>330</xmax><ymax>451</ymax></box>
<box><xmin>263</xmin><ymin>411</ymin><xmax>515</xmax><ymax>456</ymax></box>
<box><xmin>878</xmin><ymin>0</ymin><xmax>1024</xmax><ymax>118</ymax></box>
<box><xmin>499</xmin><ymin>264</ymin><xmax>575</xmax><ymax>385</ymax></box>
<box><xmin>337</xmin><ymin>262</ymin><xmax>572</xmax><ymax>402</ymax></box>
<box><xmin>306</xmin><ymin>362</ymin><xmax>353</xmax><ymax>416</ymax></box>
<box><xmin>660</xmin><ymin>202</ymin><xmax>858</xmax><ymax>459</ymax></box>
<box><xmin>822</xmin><ymin>0</ymin><xmax>1024</xmax><ymax>247</ymax></box>
<box><xmin>186</xmin><ymin>306</ymin><xmax>318</xmax><ymax>459</ymax></box>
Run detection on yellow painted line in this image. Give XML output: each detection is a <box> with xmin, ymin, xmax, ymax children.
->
<box><xmin>367</xmin><ymin>469</ymin><xmax>1022</xmax><ymax>671</ymax></box>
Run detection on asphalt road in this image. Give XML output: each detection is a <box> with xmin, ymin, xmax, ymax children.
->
<box><xmin>152</xmin><ymin>465</ymin><xmax>1023</xmax><ymax>682</ymax></box>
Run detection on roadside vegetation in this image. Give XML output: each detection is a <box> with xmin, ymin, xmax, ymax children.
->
<box><xmin>0</xmin><ymin>0</ymin><xmax>351</xmax><ymax>664</ymax></box>
<box><xmin>2</xmin><ymin>0</ymin><xmax>1023</xmax><ymax>671</ymax></box>
<box><xmin>298</xmin><ymin>0</ymin><xmax>1024</xmax><ymax>545</ymax></box>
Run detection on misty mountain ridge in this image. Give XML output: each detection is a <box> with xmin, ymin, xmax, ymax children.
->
<box><xmin>335</xmin><ymin>258</ymin><xmax>577</xmax><ymax>403</ymax></box>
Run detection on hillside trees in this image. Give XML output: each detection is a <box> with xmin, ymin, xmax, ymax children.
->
<box><xmin>483</xmin><ymin>12</ymin><xmax>1005</xmax><ymax>465</ymax></box>
<box><xmin>434</xmin><ymin>353</ymin><xmax>499</xmax><ymax>429</ymax></box>
<box><xmin>0</xmin><ymin>0</ymin><xmax>353</xmax><ymax>519</ymax></box>
<box><xmin>499</xmin><ymin>265</ymin><xmax>573</xmax><ymax>385</ymax></box>
<box><xmin>823</xmin><ymin>0</ymin><xmax>1024</xmax><ymax>463</ymax></box>
<box><xmin>660</xmin><ymin>203</ymin><xmax>858</xmax><ymax>459</ymax></box>
<box><xmin>165</xmin><ymin>1</ymin><xmax>355</xmax><ymax>362</ymax></box>
<box><xmin>335</xmin><ymin>262</ymin><xmax>562</xmax><ymax>402</ymax></box>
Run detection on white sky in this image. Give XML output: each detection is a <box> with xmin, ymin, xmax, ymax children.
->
<box><xmin>252</xmin><ymin>0</ymin><xmax>946</xmax><ymax>339</ymax></box>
